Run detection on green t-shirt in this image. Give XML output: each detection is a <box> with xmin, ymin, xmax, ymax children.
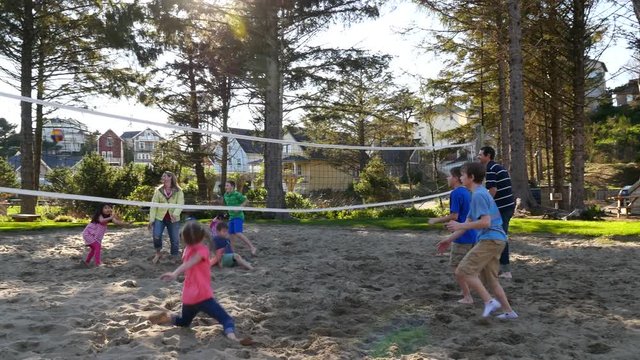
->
<box><xmin>224</xmin><ymin>191</ymin><xmax>246</xmax><ymax>219</ymax></box>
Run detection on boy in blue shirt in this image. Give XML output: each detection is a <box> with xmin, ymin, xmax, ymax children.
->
<box><xmin>444</xmin><ymin>162</ymin><xmax>518</xmax><ymax>319</ymax></box>
<box><xmin>430</xmin><ymin>166</ymin><xmax>477</xmax><ymax>304</ymax></box>
<box><xmin>210</xmin><ymin>222</ymin><xmax>253</xmax><ymax>270</ymax></box>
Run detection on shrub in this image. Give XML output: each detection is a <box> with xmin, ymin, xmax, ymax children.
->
<box><xmin>121</xmin><ymin>185</ymin><xmax>156</xmax><ymax>222</ymax></box>
<box><xmin>285</xmin><ymin>192</ymin><xmax>313</xmax><ymax>209</ymax></box>
<box><xmin>246</xmin><ymin>187</ymin><xmax>267</xmax><ymax>202</ymax></box>
<box><xmin>354</xmin><ymin>156</ymin><xmax>398</xmax><ymax>203</ymax></box>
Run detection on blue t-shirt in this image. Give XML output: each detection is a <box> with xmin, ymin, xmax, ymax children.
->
<box><xmin>468</xmin><ymin>186</ymin><xmax>507</xmax><ymax>241</ymax></box>
<box><xmin>212</xmin><ymin>235</ymin><xmax>233</xmax><ymax>254</ymax></box>
<box><xmin>449</xmin><ymin>186</ymin><xmax>477</xmax><ymax>244</ymax></box>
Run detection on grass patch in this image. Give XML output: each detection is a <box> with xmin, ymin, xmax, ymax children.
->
<box><xmin>368</xmin><ymin>326</ymin><xmax>429</xmax><ymax>358</ymax></box>
<box><xmin>0</xmin><ymin>220</ymin><xmax>88</xmax><ymax>232</ymax></box>
<box><xmin>255</xmin><ymin>217</ymin><xmax>640</xmax><ymax>238</ymax></box>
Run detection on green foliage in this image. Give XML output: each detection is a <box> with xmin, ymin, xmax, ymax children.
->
<box><xmin>42</xmin><ymin>167</ymin><xmax>77</xmax><ymax>213</ymax></box>
<box><xmin>122</xmin><ymin>185</ymin><xmax>156</xmax><ymax>221</ymax></box>
<box><xmin>40</xmin><ymin>205</ymin><xmax>65</xmax><ymax>220</ymax></box>
<box><xmin>590</xmin><ymin>109</ymin><xmax>640</xmax><ymax>162</ymax></box>
<box><xmin>0</xmin><ymin>118</ymin><xmax>20</xmax><ymax>158</ymax></box>
<box><xmin>354</xmin><ymin>156</ymin><xmax>398</xmax><ymax>203</ymax></box>
<box><xmin>0</xmin><ymin>156</ymin><xmax>18</xmax><ymax>188</ymax></box>
<box><xmin>285</xmin><ymin>192</ymin><xmax>313</xmax><ymax>209</ymax></box>
<box><xmin>73</xmin><ymin>153</ymin><xmax>114</xmax><ymax>214</ymax></box>
<box><xmin>112</xmin><ymin>163</ymin><xmax>144</xmax><ymax>199</ymax></box>
<box><xmin>579</xmin><ymin>205</ymin><xmax>605</xmax><ymax>221</ymax></box>
<box><xmin>246</xmin><ymin>187</ymin><xmax>267</xmax><ymax>202</ymax></box>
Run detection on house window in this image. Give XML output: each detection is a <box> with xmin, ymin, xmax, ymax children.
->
<box><xmin>101</xmin><ymin>151</ymin><xmax>107</xmax><ymax>157</ymax></box>
<box><xmin>138</xmin><ymin>142</ymin><xmax>145</xmax><ymax>150</ymax></box>
<box><xmin>284</xmin><ymin>144</ymin><xmax>290</xmax><ymax>154</ymax></box>
<box><xmin>296</xmin><ymin>165</ymin><xmax>302</xmax><ymax>176</ymax></box>
<box><xmin>236</xmin><ymin>159</ymin><xmax>242</xmax><ymax>166</ymax></box>
<box><xmin>137</xmin><ymin>153</ymin><xmax>142</xmax><ymax>160</ymax></box>
<box><xmin>107</xmin><ymin>136</ymin><xmax>113</xmax><ymax>147</ymax></box>
<box><xmin>107</xmin><ymin>151</ymin><xmax>113</xmax><ymax>158</ymax></box>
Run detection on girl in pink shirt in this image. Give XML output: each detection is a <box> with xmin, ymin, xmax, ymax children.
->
<box><xmin>82</xmin><ymin>203</ymin><xmax>126</xmax><ymax>266</ymax></box>
<box><xmin>149</xmin><ymin>221</ymin><xmax>251</xmax><ymax>345</ymax></box>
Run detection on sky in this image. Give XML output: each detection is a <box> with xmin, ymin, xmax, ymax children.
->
<box><xmin>0</xmin><ymin>1</ymin><xmax>637</xmax><ymax>137</ymax></box>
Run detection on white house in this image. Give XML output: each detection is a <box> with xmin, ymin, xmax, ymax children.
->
<box><xmin>120</xmin><ymin>128</ymin><xmax>165</xmax><ymax>164</ymax></box>
<box><xmin>42</xmin><ymin>117</ymin><xmax>89</xmax><ymax>154</ymax></box>
<box><xmin>413</xmin><ymin>104</ymin><xmax>469</xmax><ymax>148</ymax></box>
<box><xmin>212</xmin><ymin>128</ymin><xmax>263</xmax><ymax>174</ymax></box>
<box><xmin>586</xmin><ymin>59</ymin><xmax>607</xmax><ymax>111</ymax></box>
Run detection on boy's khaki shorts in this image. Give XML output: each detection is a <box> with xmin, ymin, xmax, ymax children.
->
<box><xmin>457</xmin><ymin>240</ymin><xmax>506</xmax><ymax>283</ymax></box>
<box><xmin>449</xmin><ymin>243</ymin><xmax>474</xmax><ymax>267</ymax></box>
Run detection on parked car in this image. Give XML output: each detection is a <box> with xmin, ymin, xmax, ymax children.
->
<box><xmin>619</xmin><ymin>185</ymin><xmax>632</xmax><ymax>197</ymax></box>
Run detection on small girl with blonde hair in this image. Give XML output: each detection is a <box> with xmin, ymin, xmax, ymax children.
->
<box><xmin>149</xmin><ymin>221</ymin><xmax>252</xmax><ymax>344</ymax></box>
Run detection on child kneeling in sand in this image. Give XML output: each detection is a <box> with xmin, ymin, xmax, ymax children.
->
<box><xmin>210</xmin><ymin>221</ymin><xmax>253</xmax><ymax>270</ymax></box>
<box><xmin>149</xmin><ymin>221</ymin><xmax>251</xmax><ymax>343</ymax></box>
<box><xmin>430</xmin><ymin>166</ymin><xmax>477</xmax><ymax>304</ymax></box>
<box><xmin>444</xmin><ymin>162</ymin><xmax>518</xmax><ymax>319</ymax></box>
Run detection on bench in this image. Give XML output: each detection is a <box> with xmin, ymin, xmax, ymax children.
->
<box><xmin>11</xmin><ymin>214</ymin><xmax>42</xmax><ymax>222</ymax></box>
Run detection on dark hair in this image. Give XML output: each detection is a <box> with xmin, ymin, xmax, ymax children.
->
<box><xmin>480</xmin><ymin>146</ymin><xmax>496</xmax><ymax>160</ymax></box>
<box><xmin>226</xmin><ymin>180</ymin><xmax>236</xmax><ymax>188</ymax></box>
<box><xmin>449</xmin><ymin>166</ymin><xmax>462</xmax><ymax>180</ymax></box>
<box><xmin>215</xmin><ymin>221</ymin><xmax>229</xmax><ymax>232</ymax></box>
<box><xmin>461</xmin><ymin>161</ymin><xmax>486</xmax><ymax>184</ymax></box>
<box><xmin>181</xmin><ymin>221</ymin><xmax>210</xmax><ymax>246</ymax></box>
<box><xmin>91</xmin><ymin>203</ymin><xmax>113</xmax><ymax>223</ymax></box>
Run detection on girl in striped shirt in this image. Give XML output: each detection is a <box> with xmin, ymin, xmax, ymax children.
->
<box><xmin>82</xmin><ymin>203</ymin><xmax>127</xmax><ymax>266</ymax></box>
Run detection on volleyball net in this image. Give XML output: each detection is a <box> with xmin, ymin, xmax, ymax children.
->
<box><xmin>0</xmin><ymin>91</ymin><xmax>476</xmax><ymax>218</ymax></box>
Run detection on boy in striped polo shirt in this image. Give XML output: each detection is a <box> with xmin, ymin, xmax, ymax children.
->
<box><xmin>478</xmin><ymin>146</ymin><xmax>515</xmax><ymax>279</ymax></box>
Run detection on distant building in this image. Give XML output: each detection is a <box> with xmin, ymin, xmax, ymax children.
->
<box><xmin>585</xmin><ymin>59</ymin><xmax>608</xmax><ymax>111</ymax></box>
<box><xmin>612</xmin><ymin>79</ymin><xmax>640</xmax><ymax>107</ymax></box>
<box><xmin>120</xmin><ymin>128</ymin><xmax>165</xmax><ymax>164</ymax></box>
<box><xmin>412</xmin><ymin>104</ymin><xmax>469</xmax><ymax>148</ymax></box>
<box><xmin>9</xmin><ymin>152</ymin><xmax>83</xmax><ymax>185</ymax></box>
<box><xmin>212</xmin><ymin>128</ymin><xmax>264</xmax><ymax>174</ymax></box>
<box><xmin>98</xmin><ymin>129</ymin><xmax>124</xmax><ymax>166</ymax></box>
<box><xmin>42</xmin><ymin>118</ymin><xmax>88</xmax><ymax>154</ymax></box>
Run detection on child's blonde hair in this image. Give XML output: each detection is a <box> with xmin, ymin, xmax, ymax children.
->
<box><xmin>181</xmin><ymin>221</ymin><xmax>210</xmax><ymax>246</ymax></box>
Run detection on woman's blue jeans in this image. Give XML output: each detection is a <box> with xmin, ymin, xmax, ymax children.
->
<box><xmin>153</xmin><ymin>219</ymin><xmax>180</xmax><ymax>256</ymax></box>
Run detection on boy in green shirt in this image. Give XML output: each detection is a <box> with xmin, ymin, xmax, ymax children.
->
<box><xmin>223</xmin><ymin>181</ymin><xmax>257</xmax><ymax>255</ymax></box>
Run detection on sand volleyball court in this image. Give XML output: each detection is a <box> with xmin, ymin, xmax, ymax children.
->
<box><xmin>1</xmin><ymin>224</ymin><xmax>639</xmax><ymax>359</ymax></box>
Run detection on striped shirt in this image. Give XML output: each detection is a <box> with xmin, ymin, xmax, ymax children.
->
<box><xmin>485</xmin><ymin>160</ymin><xmax>515</xmax><ymax>211</ymax></box>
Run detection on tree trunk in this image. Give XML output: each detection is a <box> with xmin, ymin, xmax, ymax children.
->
<box><xmin>550</xmin><ymin>59</ymin><xmax>566</xmax><ymax>208</ymax></box>
<box><xmin>263</xmin><ymin>4</ymin><xmax>286</xmax><ymax>218</ymax></box>
<box><xmin>496</xmin><ymin>12</ymin><xmax>511</xmax><ymax>169</ymax></box>
<box><xmin>19</xmin><ymin>0</ymin><xmax>36</xmax><ymax>214</ymax></box>
<box><xmin>187</xmin><ymin>53</ymin><xmax>208</xmax><ymax>203</ymax></box>
<box><xmin>507</xmin><ymin>0</ymin><xmax>535</xmax><ymax>209</ymax></box>
<box><xmin>569</xmin><ymin>0</ymin><xmax>586</xmax><ymax>209</ymax></box>
<box><xmin>632</xmin><ymin>0</ymin><xmax>640</xmax><ymax>25</ymax></box>
<box><xmin>219</xmin><ymin>77</ymin><xmax>230</xmax><ymax>195</ymax></box>
<box><xmin>34</xmin><ymin>43</ymin><xmax>45</xmax><ymax>191</ymax></box>
<box><xmin>357</xmin><ymin>117</ymin><xmax>367</xmax><ymax>173</ymax></box>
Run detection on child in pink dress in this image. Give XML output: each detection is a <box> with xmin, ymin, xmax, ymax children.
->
<box><xmin>82</xmin><ymin>203</ymin><xmax>126</xmax><ymax>266</ymax></box>
<box><xmin>149</xmin><ymin>221</ymin><xmax>252</xmax><ymax>345</ymax></box>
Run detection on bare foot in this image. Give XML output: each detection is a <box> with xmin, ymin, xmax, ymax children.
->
<box><xmin>152</xmin><ymin>253</ymin><xmax>162</xmax><ymax>264</ymax></box>
<box><xmin>250</xmin><ymin>247</ymin><xmax>257</xmax><ymax>256</ymax></box>
<box><xmin>149</xmin><ymin>312</ymin><xmax>171</xmax><ymax>325</ymax></box>
<box><xmin>457</xmin><ymin>297</ymin><xmax>474</xmax><ymax>304</ymax></box>
<box><xmin>499</xmin><ymin>272</ymin><xmax>512</xmax><ymax>279</ymax></box>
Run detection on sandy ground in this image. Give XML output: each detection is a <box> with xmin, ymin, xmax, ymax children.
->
<box><xmin>0</xmin><ymin>224</ymin><xmax>639</xmax><ymax>359</ymax></box>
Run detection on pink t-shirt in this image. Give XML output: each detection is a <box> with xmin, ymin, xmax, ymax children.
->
<box><xmin>82</xmin><ymin>221</ymin><xmax>108</xmax><ymax>245</ymax></box>
<box><xmin>181</xmin><ymin>243</ymin><xmax>213</xmax><ymax>305</ymax></box>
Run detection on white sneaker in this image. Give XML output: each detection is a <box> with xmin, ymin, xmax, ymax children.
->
<box><xmin>496</xmin><ymin>311</ymin><xmax>519</xmax><ymax>320</ymax></box>
<box><xmin>482</xmin><ymin>299</ymin><xmax>501</xmax><ymax>317</ymax></box>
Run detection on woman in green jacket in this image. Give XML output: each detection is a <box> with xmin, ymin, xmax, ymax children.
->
<box><xmin>148</xmin><ymin>171</ymin><xmax>184</xmax><ymax>263</ymax></box>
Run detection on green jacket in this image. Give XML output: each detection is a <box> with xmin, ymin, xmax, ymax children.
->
<box><xmin>149</xmin><ymin>186</ymin><xmax>184</xmax><ymax>222</ymax></box>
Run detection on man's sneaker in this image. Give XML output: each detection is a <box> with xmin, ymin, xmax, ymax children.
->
<box><xmin>482</xmin><ymin>299</ymin><xmax>501</xmax><ymax>317</ymax></box>
<box><xmin>496</xmin><ymin>311</ymin><xmax>519</xmax><ymax>319</ymax></box>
